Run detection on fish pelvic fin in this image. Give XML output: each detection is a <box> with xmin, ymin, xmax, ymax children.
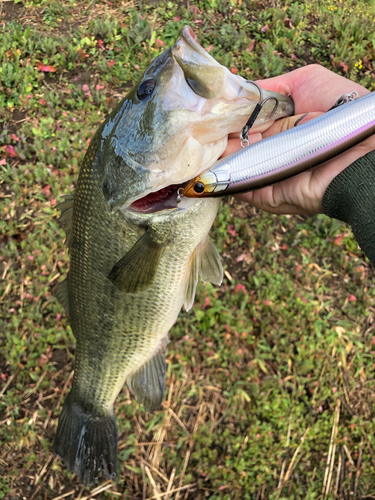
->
<box><xmin>54</xmin><ymin>276</ymin><xmax>70</xmax><ymax>318</ymax></box>
<box><xmin>127</xmin><ymin>339</ymin><xmax>168</xmax><ymax>412</ymax></box>
<box><xmin>183</xmin><ymin>248</ymin><xmax>199</xmax><ymax>312</ymax></box>
<box><xmin>183</xmin><ymin>237</ymin><xmax>222</xmax><ymax>312</ymax></box>
<box><xmin>108</xmin><ymin>229</ymin><xmax>166</xmax><ymax>293</ymax></box>
<box><xmin>53</xmin><ymin>393</ymin><xmax>118</xmax><ymax>487</ymax></box>
<box><xmin>198</xmin><ymin>236</ymin><xmax>223</xmax><ymax>285</ymax></box>
<box><xmin>56</xmin><ymin>194</ymin><xmax>75</xmax><ymax>248</ymax></box>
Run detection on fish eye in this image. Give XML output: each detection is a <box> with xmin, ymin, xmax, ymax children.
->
<box><xmin>137</xmin><ymin>79</ymin><xmax>156</xmax><ymax>100</ymax></box>
<box><xmin>193</xmin><ymin>182</ymin><xmax>205</xmax><ymax>194</ymax></box>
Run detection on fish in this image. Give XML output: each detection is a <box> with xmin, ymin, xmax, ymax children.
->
<box><xmin>53</xmin><ymin>26</ymin><xmax>294</xmax><ymax>486</ymax></box>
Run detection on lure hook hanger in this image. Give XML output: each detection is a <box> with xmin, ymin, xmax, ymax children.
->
<box><xmin>240</xmin><ymin>80</ymin><xmax>280</xmax><ymax>148</ymax></box>
<box><xmin>176</xmin><ymin>187</ymin><xmax>184</xmax><ymax>204</ymax></box>
<box><xmin>327</xmin><ymin>91</ymin><xmax>359</xmax><ymax>111</ymax></box>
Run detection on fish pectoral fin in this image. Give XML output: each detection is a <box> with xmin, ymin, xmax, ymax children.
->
<box><xmin>56</xmin><ymin>194</ymin><xmax>75</xmax><ymax>248</ymax></box>
<box><xmin>127</xmin><ymin>342</ymin><xmax>168</xmax><ymax>412</ymax></box>
<box><xmin>55</xmin><ymin>276</ymin><xmax>70</xmax><ymax>317</ymax></box>
<box><xmin>198</xmin><ymin>236</ymin><xmax>223</xmax><ymax>285</ymax></box>
<box><xmin>108</xmin><ymin>230</ymin><xmax>165</xmax><ymax>293</ymax></box>
<box><xmin>183</xmin><ymin>249</ymin><xmax>199</xmax><ymax>312</ymax></box>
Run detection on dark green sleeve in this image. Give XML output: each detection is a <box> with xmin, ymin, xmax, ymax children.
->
<box><xmin>322</xmin><ymin>150</ymin><xmax>375</xmax><ymax>265</ymax></box>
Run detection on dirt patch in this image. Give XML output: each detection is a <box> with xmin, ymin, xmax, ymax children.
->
<box><xmin>1</xmin><ymin>1</ymin><xmax>24</xmax><ymax>24</ymax></box>
<box><xmin>1</xmin><ymin>109</ymin><xmax>27</xmax><ymax>135</ymax></box>
<box><xmin>67</xmin><ymin>70</ymin><xmax>96</xmax><ymax>87</ymax></box>
<box><xmin>50</xmin><ymin>349</ymin><xmax>70</xmax><ymax>371</ymax></box>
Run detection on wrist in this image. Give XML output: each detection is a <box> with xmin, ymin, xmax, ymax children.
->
<box><xmin>322</xmin><ymin>149</ymin><xmax>375</xmax><ymax>264</ymax></box>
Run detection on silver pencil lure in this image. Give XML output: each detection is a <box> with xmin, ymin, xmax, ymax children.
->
<box><xmin>181</xmin><ymin>91</ymin><xmax>375</xmax><ymax>198</ymax></box>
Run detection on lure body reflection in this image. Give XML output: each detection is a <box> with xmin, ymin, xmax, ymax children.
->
<box><xmin>182</xmin><ymin>92</ymin><xmax>375</xmax><ymax>198</ymax></box>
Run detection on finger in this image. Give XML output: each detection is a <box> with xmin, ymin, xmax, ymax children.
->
<box><xmin>220</xmin><ymin>132</ymin><xmax>262</xmax><ymax>157</ymax></box>
<box><xmin>262</xmin><ymin>111</ymin><xmax>322</xmax><ymax>138</ymax></box>
<box><xmin>225</xmin><ymin>112</ymin><xmax>321</xmax><ymax>157</ymax></box>
<box><xmin>256</xmin><ymin>64</ymin><xmax>369</xmax><ymax>114</ymax></box>
<box><xmin>235</xmin><ymin>186</ymin><xmax>313</xmax><ymax>215</ymax></box>
<box><xmin>236</xmin><ymin>134</ymin><xmax>375</xmax><ymax>215</ymax></box>
<box><xmin>273</xmin><ymin>135</ymin><xmax>375</xmax><ymax>213</ymax></box>
<box><xmin>227</xmin><ymin>111</ymin><xmax>322</xmax><ymax>143</ymax></box>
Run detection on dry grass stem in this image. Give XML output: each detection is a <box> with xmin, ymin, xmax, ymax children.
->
<box><xmin>28</xmin><ymin>485</ymin><xmax>41</xmax><ymax>500</ymax></box>
<box><xmin>354</xmin><ymin>438</ymin><xmax>364</xmax><ymax>496</ymax></box>
<box><xmin>165</xmin><ymin>468</ymin><xmax>176</xmax><ymax>500</ymax></box>
<box><xmin>145</xmin><ymin>483</ymin><xmax>196</xmax><ymax>500</ymax></box>
<box><xmin>174</xmin><ymin>450</ymin><xmax>191</xmax><ymax>500</ymax></box>
<box><xmin>344</xmin><ymin>444</ymin><xmax>356</xmax><ymax>467</ymax></box>
<box><xmin>145</xmin><ymin>465</ymin><xmax>161</xmax><ymax>497</ymax></box>
<box><xmin>143</xmin><ymin>461</ymin><xmax>169</xmax><ymax>483</ymax></box>
<box><xmin>277</xmin><ymin>427</ymin><xmax>310</xmax><ymax>498</ymax></box>
<box><xmin>142</xmin><ymin>460</ymin><xmax>147</xmax><ymax>500</ymax></box>
<box><xmin>167</xmin><ymin>407</ymin><xmax>188</xmax><ymax>433</ymax></box>
<box><xmin>51</xmin><ymin>490</ymin><xmax>76</xmax><ymax>500</ymax></box>
<box><xmin>55</xmin><ymin>370</ymin><xmax>74</xmax><ymax>411</ymax></box>
<box><xmin>34</xmin><ymin>453</ymin><xmax>53</xmax><ymax>485</ymax></box>
<box><xmin>0</xmin><ymin>368</ymin><xmax>19</xmax><ymax>397</ymax></box>
<box><xmin>278</xmin><ymin>417</ymin><xmax>292</xmax><ymax>490</ymax></box>
<box><xmin>80</xmin><ymin>482</ymin><xmax>114</xmax><ymax>500</ymax></box>
<box><xmin>322</xmin><ymin>399</ymin><xmax>341</xmax><ymax>498</ymax></box>
<box><xmin>334</xmin><ymin>445</ymin><xmax>342</xmax><ymax>497</ymax></box>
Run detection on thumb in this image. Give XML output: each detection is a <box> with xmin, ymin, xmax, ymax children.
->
<box><xmin>262</xmin><ymin>111</ymin><xmax>323</xmax><ymax>138</ymax></box>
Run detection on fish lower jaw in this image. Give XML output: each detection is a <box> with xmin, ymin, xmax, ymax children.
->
<box><xmin>128</xmin><ymin>183</ymin><xmax>187</xmax><ymax>214</ymax></box>
<box><xmin>127</xmin><ymin>136</ymin><xmax>228</xmax><ymax>215</ymax></box>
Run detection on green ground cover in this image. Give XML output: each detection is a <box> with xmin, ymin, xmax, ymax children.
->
<box><xmin>1</xmin><ymin>0</ymin><xmax>375</xmax><ymax>498</ymax></box>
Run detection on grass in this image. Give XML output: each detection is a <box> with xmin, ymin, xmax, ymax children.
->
<box><xmin>1</xmin><ymin>0</ymin><xmax>375</xmax><ymax>498</ymax></box>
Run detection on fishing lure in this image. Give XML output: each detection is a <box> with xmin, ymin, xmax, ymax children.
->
<box><xmin>180</xmin><ymin>91</ymin><xmax>375</xmax><ymax>199</ymax></box>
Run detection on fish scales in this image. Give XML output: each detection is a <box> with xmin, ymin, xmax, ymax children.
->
<box><xmin>70</xmin><ymin>141</ymin><xmax>218</xmax><ymax>407</ymax></box>
<box><xmin>52</xmin><ymin>25</ymin><xmax>294</xmax><ymax>485</ymax></box>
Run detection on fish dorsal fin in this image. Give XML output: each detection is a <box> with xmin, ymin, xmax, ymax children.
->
<box><xmin>108</xmin><ymin>229</ymin><xmax>165</xmax><ymax>294</ymax></box>
<box><xmin>56</xmin><ymin>194</ymin><xmax>75</xmax><ymax>248</ymax></box>
<box><xmin>183</xmin><ymin>249</ymin><xmax>199</xmax><ymax>312</ymax></box>
<box><xmin>127</xmin><ymin>339</ymin><xmax>168</xmax><ymax>412</ymax></box>
<box><xmin>198</xmin><ymin>236</ymin><xmax>223</xmax><ymax>285</ymax></box>
<box><xmin>55</xmin><ymin>276</ymin><xmax>70</xmax><ymax>317</ymax></box>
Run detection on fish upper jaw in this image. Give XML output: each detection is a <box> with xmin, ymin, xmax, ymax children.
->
<box><xmin>172</xmin><ymin>26</ymin><xmax>293</xmax><ymax>113</ymax></box>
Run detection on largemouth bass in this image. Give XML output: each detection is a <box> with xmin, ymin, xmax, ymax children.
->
<box><xmin>53</xmin><ymin>26</ymin><xmax>294</xmax><ymax>486</ymax></box>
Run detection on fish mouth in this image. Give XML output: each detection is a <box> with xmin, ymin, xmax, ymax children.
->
<box><xmin>129</xmin><ymin>183</ymin><xmax>189</xmax><ymax>214</ymax></box>
<box><xmin>118</xmin><ymin>27</ymin><xmax>294</xmax><ymax>217</ymax></box>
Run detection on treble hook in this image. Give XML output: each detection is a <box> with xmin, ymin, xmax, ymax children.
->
<box><xmin>240</xmin><ymin>80</ymin><xmax>279</xmax><ymax>148</ymax></box>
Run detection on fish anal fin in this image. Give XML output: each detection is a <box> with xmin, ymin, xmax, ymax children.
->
<box><xmin>198</xmin><ymin>236</ymin><xmax>223</xmax><ymax>285</ymax></box>
<box><xmin>183</xmin><ymin>249</ymin><xmax>199</xmax><ymax>312</ymax></box>
<box><xmin>127</xmin><ymin>340</ymin><xmax>168</xmax><ymax>412</ymax></box>
<box><xmin>108</xmin><ymin>230</ymin><xmax>165</xmax><ymax>294</ymax></box>
<box><xmin>56</xmin><ymin>194</ymin><xmax>75</xmax><ymax>248</ymax></box>
<box><xmin>55</xmin><ymin>277</ymin><xmax>70</xmax><ymax>317</ymax></box>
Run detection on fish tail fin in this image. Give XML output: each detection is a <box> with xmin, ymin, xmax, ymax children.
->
<box><xmin>53</xmin><ymin>393</ymin><xmax>118</xmax><ymax>486</ymax></box>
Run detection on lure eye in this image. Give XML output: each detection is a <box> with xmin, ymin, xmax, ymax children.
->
<box><xmin>193</xmin><ymin>182</ymin><xmax>205</xmax><ymax>194</ymax></box>
<box><xmin>137</xmin><ymin>79</ymin><xmax>156</xmax><ymax>100</ymax></box>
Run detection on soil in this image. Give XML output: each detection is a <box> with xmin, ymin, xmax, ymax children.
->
<box><xmin>1</xmin><ymin>1</ymin><xmax>24</xmax><ymax>24</ymax></box>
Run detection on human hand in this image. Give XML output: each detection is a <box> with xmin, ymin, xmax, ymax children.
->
<box><xmin>222</xmin><ymin>64</ymin><xmax>375</xmax><ymax>214</ymax></box>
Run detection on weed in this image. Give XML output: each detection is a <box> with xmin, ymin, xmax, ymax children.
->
<box><xmin>1</xmin><ymin>0</ymin><xmax>375</xmax><ymax>498</ymax></box>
